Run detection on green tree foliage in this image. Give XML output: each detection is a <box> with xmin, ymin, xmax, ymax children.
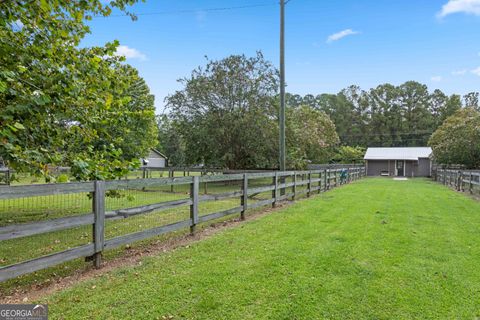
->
<box><xmin>464</xmin><ymin>92</ymin><xmax>479</xmax><ymax>110</ymax></box>
<box><xmin>334</xmin><ymin>146</ymin><xmax>366</xmax><ymax>164</ymax></box>
<box><xmin>287</xmin><ymin>105</ymin><xmax>339</xmax><ymax>169</ymax></box>
<box><xmin>429</xmin><ymin>108</ymin><xmax>480</xmax><ymax>168</ymax></box>
<box><xmin>288</xmin><ymin>82</ymin><xmax>467</xmax><ymax>148</ymax></box>
<box><xmin>156</xmin><ymin>115</ymin><xmax>186</xmax><ymax>167</ymax></box>
<box><xmin>167</xmin><ymin>53</ymin><xmax>280</xmax><ymax>169</ymax></box>
<box><xmin>0</xmin><ymin>0</ymin><xmax>157</xmax><ymax>180</ymax></box>
<box><xmin>165</xmin><ymin>54</ymin><xmax>339</xmax><ymax>170</ymax></box>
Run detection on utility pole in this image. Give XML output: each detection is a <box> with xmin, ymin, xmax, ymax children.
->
<box><xmin>279</xmin><ymin>0</ymin><xmax>286</xmax><ymax>172</ymax></box>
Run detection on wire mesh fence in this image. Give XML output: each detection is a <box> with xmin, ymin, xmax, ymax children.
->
<box><xmin>433</xmin><ymin>168</ymin><xmax>480</xmax><ymax>196</ymax></box>
<box><xmin>0</xmin><ymin>167</ymin><xmax>365</xmax><ymax>285</ymax></box>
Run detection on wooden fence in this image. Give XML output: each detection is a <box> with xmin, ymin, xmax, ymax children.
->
<box><xmin>432</xmin><ymin>168</ymin><xmax>480</xmax><ymax>194</ymax></box>
<box><xmin>139</xmin><ymin>166</ymin><xmax>275</xmax><ymax>179</ymax></box>
<box><xmin>0</xmin><ymin>167</ymin><xmax>364</xmax><ymax>282</ymax></box>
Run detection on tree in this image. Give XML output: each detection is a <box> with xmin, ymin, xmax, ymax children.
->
<box><xmin>464</xmin><ymin>92</ymin><xmax>479</xmax><ymax>110</ymax></box>
<box><xmin>156</xmin><ymin>115</ymin><xmax>186</xmax><ymax>167</ymax></box>
<box><xmin>334</xmin><ymin>146</ymin><xmax>366</xmax><ymax>164</ymax></box>
<box><xmin>0</xmin><ymin>0</ymin><xmax>157</xmax><ymax>180</ymax></box>
<box><xmin>287</xmin><ymin>105</ymin><xmax>339</xmax><ymax>168</ymax></box>
<box><xmin>298</xmin><ymin>82</ymin><xmax>463</xmax><ymax>148</ymax></box>
<box><xmin>429</xmin><ymin>90</ymin><xmax>462</xmax><ymax>128</ymax></box>
<box><xmin>166</xmin><ymin>53</ymin><xmax>279</xmax><ymax>169</ymax></box>
<box><xmin>429</xmin><ymin>108</ymin><xmax>480</xmax><ymax>168</ymax></box>
<box><xmin>397</xmin><ymin>81</ymin><xmax>432</xmax><ymax>146</ymax></box>
<box><xmin>368</xmin><ymin>84</ymin><xmax>402</xmax><ymax>147</ymax></box>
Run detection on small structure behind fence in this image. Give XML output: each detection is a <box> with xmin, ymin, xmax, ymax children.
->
<box><xmin>432</xmin><ymin>168</ymin><xmax>480</xmax><ymax>195</ymax></box>
<box><xmin>0</xmin><ymin>167</ymin><xmax>364</xmax><ymax>282</ymax></box>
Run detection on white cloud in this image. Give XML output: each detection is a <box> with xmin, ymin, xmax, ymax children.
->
<box><xmin>452</xmin><ymin>69</ymin><xmax>467</xmax><ymax>75</ymax></box>
<box><xmin>326</xmin><ymin>29</ymin><xmax>360</xmax><ymax>43</ymax></box>
<box><xmin>115</xmin><ymin>45</ymin><xmax>147</xmax><ymax>61</ymax></box>
<box><xmin>471</xmin><ymin>66</ymin><xmax>480</xmax><ymax>76</ymax></box>
<box><xmin>431</xmin><ymin>76</ymin><xmax>443</xmax><ymax>82</ymax></box>
<box><xmin>438</xmin><ymin>0</ymin><xmax>480</xmax><ymax>18</ymax></box>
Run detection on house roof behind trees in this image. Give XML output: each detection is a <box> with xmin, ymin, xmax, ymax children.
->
<box><xmin>364</xmin><ymin>147</ymin><xmax>432</xmax><ymax>161</ymax></box>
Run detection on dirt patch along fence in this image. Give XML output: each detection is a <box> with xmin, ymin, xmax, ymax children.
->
<box><xmin>0</xmin><ymin>167</ymin><xmax>365</xmax><ymax>282</ymax></box>
<box><xmin>432</xmin><ymin>168</ymin><xmax>480</xmax><ymax>195</ymax></box>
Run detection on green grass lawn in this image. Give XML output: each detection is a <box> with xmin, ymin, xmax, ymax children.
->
<box><xmin>40</xmin><ymin>178</ymin><xmax>480</xmax><ymax>319</ymax></box>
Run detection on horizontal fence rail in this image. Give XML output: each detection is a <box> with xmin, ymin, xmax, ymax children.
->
<box><xmin>0</xmin><ymin>167</ymin><xmax>365</xmax><ymax>282</ymax></box>
<box><xmin>432</xmin><ymin>168</ymin><xmax>480</xmax><ymax>195</ymax></box>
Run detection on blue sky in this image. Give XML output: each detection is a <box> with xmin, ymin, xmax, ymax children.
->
<box><xmin>84</xmin><ymin>0</ymin><xmax>480</xmax><ymax>113</ymax></box>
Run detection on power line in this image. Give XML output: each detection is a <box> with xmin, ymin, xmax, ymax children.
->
<box><xmin>96</xmin><ymin>2</ymin><xmax>277</xmax><ymax>18</ymax></box>
<box><xmin>339</xmin><ymin>131</ymin><xmax>434</xmax><ymax>138</ymax></box>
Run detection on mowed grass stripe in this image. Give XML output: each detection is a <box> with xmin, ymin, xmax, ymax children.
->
<box><xmin>44</xmin><ymin>178</ymin><xmax>480</xmax><ymax>319</ymax></box>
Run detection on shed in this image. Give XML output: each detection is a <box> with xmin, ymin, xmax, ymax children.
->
<box><xmin>364</xmin><ymin>147</ymin><xmax>432</xmax><ymax>177</ymax></box>
<box><xmin>141</xmin><ymin>149</ymin><xmax>168</xmax><ymax>168</ymax></box>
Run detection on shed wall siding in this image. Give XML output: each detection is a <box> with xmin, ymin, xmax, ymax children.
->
<box><xmin>417</xmin><ymin>158</ymin><xmax>431</xmax><ymax>177</ymax></box>
<box><xmin>405</xmin><ymin>161</ymin><xmax>414</xmax><ymax>177</ymax></box>
<box><xmin>367</xmin><ymin>160</ymin><xmax>390</xmax><ymax>176</ymax></box>
<box><xmin>367</xmin><ymin>159</ymin><xmax>430</xmax><ymax>177</ymax></box>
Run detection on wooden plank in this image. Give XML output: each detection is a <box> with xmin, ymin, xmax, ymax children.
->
<box><xmin>105</xmin><ymin>198</ymin><xmax>192</xmax><ymax>220</ymax></box>
<box><xmin>248</xmin><ymin>198</ymin><xmax>275</xmax><ymax>209</ymax></box>
<box><xmin>199</xmin><ymin>190</ymin><xmax>243</xmax><ymax>202</ymax></box>
<box><xmin>197</xmin><ymin>206</ymin><xmax>244</xmax><ymax>223</ymax></box>
<box><xmin>0</xmin><ymin>243</ymin><xmax>95</xmax><ymax>282</ymax></box>
<box><xmin>242</xmin><ymin>172</ymin><xmax>276</xmax><ymax>179</ymax></box>
<box><xmin>199</xmin><ymin>174</ymin><xmax>244</xmax><ymax>183</ymax></box>
<box><xmin>247</xmin><ymin>185</ymin><xmax>275</xmax><ymax>195</ymax></box>
<box><xmin>278</xmin><ymin>181</ymin><xmax>295</xmax><ymax>189</ymax></box>
<box><xmin>0</xmin><ymin>214</ymin><xmax>94</xmax><ymax>241</ymax></box>
<box><xmin>277</xmin><ymin>171</ymin><xmax>297</xmax><ymax>177</ymax></box>
<box><xmin>0</xmin><ymin>182</ymin><xmax>94</xmax><ymax>200</ymax></box>
<box><xmin>278</xmin><ymin>192</ymin><xmax>295</xmax><ymax>201</ymax></box>
<box><xmin>103</xmin><ymin>220</ymin><xmax>191</xmax><ymax>250</ymax></box>
<box><xmin>105</xmin><ymin>176</ymin><xmax>193</xmax><ymax>190</ymax></box>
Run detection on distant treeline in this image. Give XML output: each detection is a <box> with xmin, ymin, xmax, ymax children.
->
<box><xmin>286</xmin><ymin>82</ymin><xmax>479</xmax><ymax>147</ymax></box>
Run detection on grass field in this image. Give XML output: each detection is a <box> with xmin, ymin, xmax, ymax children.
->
<box><xmin>40</xmin><ymin>178</ymin><xmax>480</xmax><ymax>319</ymax></box>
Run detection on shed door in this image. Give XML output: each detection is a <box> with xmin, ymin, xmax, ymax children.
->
<box><xmin>396</xmin><ymin>160</ymin><xmax>404</xmax><ymax>177</ymax></box>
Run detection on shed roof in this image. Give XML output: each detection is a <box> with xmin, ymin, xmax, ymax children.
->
<box><xmin>148</xmin><ymin>148</ymin><xmax>168</xmax><ymax>159</ymax></box>
<box><xmin>364</xmin><ymin>147</ymin><xmax>432</xmax><ymax>161</ymax></box>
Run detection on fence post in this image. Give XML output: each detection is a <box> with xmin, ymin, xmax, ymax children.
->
<box><xmin>93</xmin><ymin>180</ymin><xmax>105</xmax><ymax>269</ymax></box>
<box><xmin>241</xmin><ymin>174</ymin><xmax>248</xmax><ymax>220</ymax></box>
<box><xmin>326</xmin><ymin>169</ymin><xmax>330</xmax><ymax>190</ymax></box>
<box><xmin>190</xmin><ymin>176</ymin><xmax>199</xmax><ymax>234</ymax></box>
<box><xmin>460</xmin><ymin>171</ymin><xmax>464</xmax><ymax>192</ymax></box>
<box><xmin>307</xmin><ymin>172</ymin><xmax>312</xmax><ymax>197</ymax></box>
<box><xmin>272</xmin><ymin>172</ymin><xmax>278</xmax><ymax>208</ymax></box>
<box><xmin>470</xmin><ymin>173</ymin><xmax>473</xmax><ymax>194</ymax></box>
<box><xmin>169</xmin><ymin>169</ymin><xmax>174</xmax><ymax>192</ymax></box>
<box><xmin>457</xmin><ymin>171</ymin><xmax>461</xmax><ymax>191</ymax></box>
<box><xmin>292</xmin><ymin>172</ymin><xmax>297</xmax><ymax>201</ymax></box>
<box><xmin>318</xmin><ymin>172</ymin><xmax>322</xmax><ymax>194</ymax></box>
